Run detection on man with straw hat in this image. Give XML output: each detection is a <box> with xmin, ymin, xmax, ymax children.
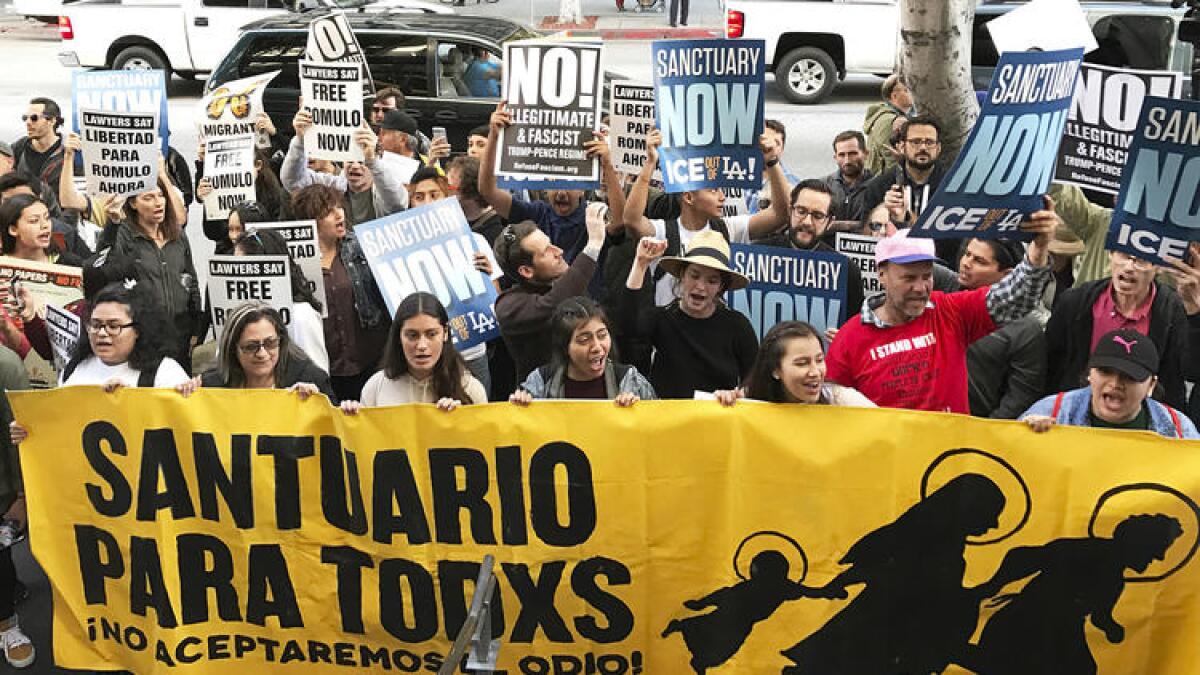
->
<box><xmin>619</xmin><ymin>231</ymin><xmax>758</xmax><ymax>399</ymax></box>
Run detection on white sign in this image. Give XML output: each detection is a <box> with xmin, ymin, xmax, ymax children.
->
<box><xmin>206</xmin><ymin>255</ymin><xmax>294</xmax><ymax>340</ymax></box>
<box><xmin>986</xmin><ymin>0</ymin><xmax>1098</xmax><ymax>54</ymax></box>
<box><xmin>835</xmin><ymin>232</ymin><xmax>882</xmax><ymax>297</ymax></box>
<box><xmin>200</xmin><ymin>70</ymin><xmax>279</xmax><ymax>148</ymax></box>
<box><xmin>44</xmin><ymin>304</ymin><xmax>80</xmax><ymax>373</ymax></box>
<box><xmin>203</xmin><ymin>133</ymin><xmax>257</xmax><ymax>220</ymax></box>
<box><xmin>609</xmin><ymin>82</ymin><xmax>658</xmax><ymax>176</ymax></box>
<box><xmin>79</xmin><ymin>108</ymin><xmax>159</xmax><ymax>199</ymax></box>
<box><xmin>306</xmin><ymin>11</ymin><xmax>375</xmax><ymax>93</ymax></box>
<box><xmin>379</xmin><ymin>151</ymin><xmax>421</xmax><ymax>185</ymax></box>
<box><xmin>249</xmin><ymin>220</ymin><xmax>327</xmax><ymax>318</ymax></box>
<box><xmin>300</xmin><ymin>60</ymin><xmax>365</xmax><ymax>162</ymax></box>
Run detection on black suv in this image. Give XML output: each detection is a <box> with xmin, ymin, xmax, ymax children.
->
<box><xmin>206</xmin><ymin>12</ymin><xmax>542</xmax><ymax>149</ymax></box>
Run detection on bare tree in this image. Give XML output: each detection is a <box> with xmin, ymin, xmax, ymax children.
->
<box><xmin>898</xmin><ymin>0</ymin><xmax>979</xmax><ymax>163</ymax></box>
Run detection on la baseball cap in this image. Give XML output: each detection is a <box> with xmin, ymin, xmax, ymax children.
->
<box><xmin>1089</xmin><ymin>329</ymin><xmax>1159</xmax><ymax>381</ymax></box>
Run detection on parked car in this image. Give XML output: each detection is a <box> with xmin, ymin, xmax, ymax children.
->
<box><xmin>724</xmin><ymin>0</ymin><xmax>1194</xmax><ymax>104</ymax></box>
<box><xmin>206</xmin><ymin>12</ymin><xmax>621</xmax><ymax>151</ymax></box>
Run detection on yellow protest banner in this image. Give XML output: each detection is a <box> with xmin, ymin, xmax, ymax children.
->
<box><xmin>10</xmin><ymin>387</ymin><xmax>1200</xmax><ymax>674</ymax></box>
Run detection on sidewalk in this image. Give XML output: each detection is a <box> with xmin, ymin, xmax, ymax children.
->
<box><xmin>450</xmin><ymin>0</ymin><xmax>723</xmax><ymax>39</ymax></box>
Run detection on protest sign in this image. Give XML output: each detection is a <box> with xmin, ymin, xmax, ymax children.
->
<box><xmin>202</xmin><ymin>134</ymin><xmax>256</xmax><ymax>221</ymax></box>
<box><xmin>44</xmin><ymin>303</ymin><xmax>81</xmax><ymax>374</ymax></box>
<box><xmin>305</xmin><ymin>9</ymin><xmax>375</xmax><ymax>94</ymax></box>
<box><xmin>78</xmin><ymin>109</ymin><xmax>159</xmax><ymax>200</ymax></box>
<box><xmin>727</xmin><ymin>243</ymin><xmax>847</xmax><ymax>339</ymax></box>
<box><xmin>835</xmin><ymin>232</ymin><xmax>883</xmax><ymax>296</ymax></box>
<box><xmin>911</xmin><ymin>48</ymin><xmax>1083</xmax><ymax>241</ymax></box>
<box><xmin>497</xmin><ymin>40</ymin><xmax>604</xmax><ymax>186</ymax></box>
<box><xmin>1105</xmin><ymin>96</ymin><xmax>1200</xmax><ymax>264</ymax></box>
<box><xmin>206</xmin><ymin>255</ymin><xmax>293</xmax><ymax>339</ymax></box>
<box><xmin>300</xmin><ymin>60</ymin><xmax>365</xmax><ymax>163</ymax></box>
<box><xmin>609</xmin><ymin>82</ymin><xmax>657</xmax><ymax>176</ymax></box>
<box><xmin>723</xmin><ymin>187</ymin><xmax>749</xmax><ymax>217</ymax></box>
<box><xmin>200</xmin><ymin>70</ymin><xmax>279</xmax><ymax>149</ymax></box>
<box><xmin>986</xmin><ymin>0</ymin><xmax>1098</xmax><ymax>54</ymax></box>
<box><xmin>356</xmin><ymin>198</ymin><xmax>500</xmax><ymax>351</ymax></box>
<box><xmin>1057</xmin><ymin>63</ymin><xmax>1183</xmax><ymax>195</ymax></box>
<box><xmin>250</xmin><ymin>221</ymin><xmax>327</xmax><ymax>318</ymax></box>
<box><xmin>72</xmin><ymin>70</ymin><xmax>169</xmax><ymax>156</ymax></box>
<box><xmin>16</xmin><ymin>389</ymin><xmax>1200</xmax><ymax>674</ymax></box>
<box><xmin>652</xmin><ymin>39</ymin><xmax>765</xmax><ymax>193</ymax></box>
<box><xmin>0</xmin><ymin>257</ymin><xmax>83</xmax><ymax>387</ymax></box>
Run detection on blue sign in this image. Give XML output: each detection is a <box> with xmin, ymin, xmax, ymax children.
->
<box><xmin>71</xmin><ymin>70</ymin><xmax>170</xmax><ymax>156</ymax></box>
<box><xmin>726</xmin><ymin>244</ymin><xmax>848</xmax><ymax>340</ymax></box>
<box><xmin>652</xmin><ymin>39</ymin><xmax>765</xmax><ymax>194</ymax></box>
<box><xmin>1106</xmin><ymin>96</ymin><xmax>1200</xmax><ymax>264</ymax></box>
<box><xmin>355</xmin><ymin>198</ymin><xmax>501</xmax><ymax>350</ymax></box>
<box><xmin>911</xmin><ymin>48</ymin><xmax>1083</xmax><ymax>241</ymax></box>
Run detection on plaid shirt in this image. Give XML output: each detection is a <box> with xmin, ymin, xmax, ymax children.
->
<box><xmin>860</xmin><ymin>257</ymin><xmax>1051</xmax><ymax>328</ymax></box>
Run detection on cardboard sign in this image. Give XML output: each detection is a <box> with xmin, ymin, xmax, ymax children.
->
<box><xmin>78</xmin><ymin>108</ymin><xmax>158</xmax><ymax>200</ymax></box>
<box><xmin>497</xmin><ymin>40</ymin><xmax>604</xmax><ymax>186</ymax></box>
<box><xmin>206</xmin><ymin>255</ymin><xmax>294</xmax><ymax>339</ymax></box>
<box><xmin>0</xmin><ymin>257</ymin><xmax>82</xmax><ymax>388</ymax></box>
<box><xmin>250</xmin><ymin>221</ymin><xmax>327</xmax><ymax>319</ymax></box>
<box><xmin>911</xmin><ymin>48</ymin><xmax>1083</xmax><ymax>241</ymax></box>
<box><xmin>985</xmin><ymin>0</ymin><xmax>1098</xmax><ymax>54</ymax></box>
<box><xmin>305</xmin><ymin>10</ymin><xmax>375</xmax><ymax>94</ymax></box>
<box><xmin>835</xmin><ymin>232</ymin><xmax>883</xmax><ymax>297</ymax></box>
<box><xmin>300</xmin><ymin>60</ymin><xmax>365</xmax><ymax>163</ymax></box>
<box><xmin>609</xmin><ymin>82</ymin><xmax>658</xmax><ymax>176</ymax></box>
<box><xmin>1105</xmin><ymin>96</ymin><xmax>1200</xmax><ymax>264</ymax></box>
<box><xmin>71</xmin><ymin>70</ymin><xmax>170</xmax><ymax>155</ymax></box>
<box><xmin>200</xmin><ymin>70</ymin><xmax>279</xmax><ymax>148</ymax></box>
<box><xmin>44</xmin><ymin>303</ymin><xmax>80</xmax><ymax>374</ymax></box>
<box><xmin>652</xmin><ymin>39</ymin><xmax>765</xmax><ymax>193</ymax></box>
<box><xmin>356</xmin><ymin>198</ymin><xmax>500</xmax><ymax>351</ymax></box>
<box><xmin>1057</xmin><ymin>63</ymin><xmax>1183</xmax><ymax>195</ymax></box>
<box><xmin>202</xmin><ymin>134</ymin><xmax>256</xmax><ymax>221</ymax></box>
<box><xmin>726</xmin><ymin>243</ymin><xmax>848</xmax><ymax>339</ymax></box>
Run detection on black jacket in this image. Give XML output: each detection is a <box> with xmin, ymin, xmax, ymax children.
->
<box><xmin>845</xmin><ymin>162</ymin><xmax>948</xmax><ymax>223</ymax></box>
<box><xmin>1045</xmin><ymin>278</ymin><xmax>1189</xmax><ymax>410</ymax></box>
<box><xmin>201</xmin><ymin>353</ymin><xmax>335</xmax><ymax>400</ymax></box>
<box><xmin>967</xmin><ymin>316</ymin><xmax>1047</xmax><ymax>419</ymax></box>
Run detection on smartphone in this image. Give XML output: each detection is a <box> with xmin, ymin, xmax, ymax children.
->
<box><xmin>432</xmin><ymin>126</ymin><xmax>448</xmax><ymax>141</ymax></box>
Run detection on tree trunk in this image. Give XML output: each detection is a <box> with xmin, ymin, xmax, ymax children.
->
<box><xmin>899</xmin><ymin>0</ymin><xmax>979</xmax><ymax>164</ymax></box>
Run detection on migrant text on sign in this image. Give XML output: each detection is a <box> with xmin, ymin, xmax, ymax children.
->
<box><xmin>16</xmin><ymin>390</ymin><xmax>1200</xmax><ymax>674</ymax></box>
<box><xmin>356</xmin><ymin>198</ymin><xmax>500</xmax><ymax>351</ymax></box>
<box><xmin>912</xmin><ymin>48</ymin><xmax>1083</xmax><ymax>241</ymax></box>
<box><xmin>251</xmin><ymin>221</ymin><xmax>327</xmax><ymax>318</ymax></box>
<box><xmin>652</xmin><ymin>39</ymin><xmax>765</xmax><ymax>193</ymax></box>
<box><xmin>45</xmin><ymin>303</ymin><xmax>81</xmax><ymax>374</ymax></box>
<box><xmin>200</xmin><ymin>71</ymin><xmax>279</xmax><ymax>148</ymax></box>
<box><xmin>1057</xmin><ymin>63</ymin><xmax>1183</xmax><ymax>195</ymax></box>
<box><xmin>72</xmin><ymin>70</ymin><xmax>170</xmax><ymax>155</ymax></box>
<box><xmin>79</xmin><ymin>109</ymin><xmax>159</xmax><ymax>199</ymax></box>
<box><xmin>609</xmin><ymin>82</ymin><xmax>657</xmax><ymax>176</ymax></box>
<box><xmin>300</xmin><ymin>60</ymin><xmax>365</xmax><ymax>163</ymax></box>
<box><xmin>727</xmin><ymin>243</ymin><xmax>847</xmax><ymax>339</ymax></box>
<box><xmin>206</xmin><ymin>255</ymin><xmax>294</xmax><ymax>339</ymax></box>
<box><xmin>498</xmin><ymin>40</ymin><xmax>604</xmax><ymax>186</ymax></box>
<box><xmin>835</xmin><ymin>233</ymin><xmax>883</xmax><ymax>297</ymax></box>
<box><xmin>1106</xmin><ymin>96</ymin><xmax>1200</xmax><ymax>264</ymax></box>
<box><xmin>202</xmin><ymin>134</ymin><xmax>256</xmax><ymax>221</ymax></box>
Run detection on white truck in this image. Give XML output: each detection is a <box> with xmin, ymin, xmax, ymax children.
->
<box><xmin>56</xmin><ymin>0</ymin><xmax>291</xmax><ymax>79</ymax></box>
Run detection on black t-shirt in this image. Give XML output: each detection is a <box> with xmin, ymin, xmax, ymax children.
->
<box><xmin>564</xmin><ymin>375</ymin><xmax>607</xmax><ymax>400</ymax></box>
<box><xmin>1088</xmin><ymin>405</ymin><xmax>1151</xmax><ymax>431</ymax></box>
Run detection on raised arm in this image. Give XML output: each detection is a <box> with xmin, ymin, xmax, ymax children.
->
<box><xmin>478</xmin><ymin>101</ymin><xmax>514</xmax><ymax>219</ymax></box>
<box><xmin>984</xmin><ymin>196</ymin><xmax>1057</xmax><ymax>324</ymax></box>
<box><xmin>58</xmin><ymin>132</ymin><xmax>87</xmax><ymax>212</ymax></box>
<box><xmin>159</xmin><ymin>155</ymin><xmax>187</xmax><ymax>227</ymax></box>
<box><xmin>747</xmin><ymin>131</ymin><xmax>791</xmax><ymax>238</ymax></box>
<box><xmin>622</xmin><ymin>128</ymin><xmax>660</xmax><ymax>240</ymax></box>
<box><xmin>586</xmin><ymin>134</ymin><xmax>625</xmax><ymax>235</ymax></box>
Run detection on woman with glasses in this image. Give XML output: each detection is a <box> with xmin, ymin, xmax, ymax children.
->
<box><xmin>188</xmin><ymin>302</ymin><xmax>333</xmax><ymax>399</ymax></box>
<box><xmin>197</xmin><ymin>148</ymin><xmax>292</xmax><ymax>250</ymax></box>
<box><xmin>341</xmin><ymin>292</ymin><xmax>486</xmax><ymax>413</ymax></box>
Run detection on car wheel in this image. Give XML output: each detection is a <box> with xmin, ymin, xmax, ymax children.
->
<box><xmin>776</xmin><ymin>47</ymin><xmax>837</xmax><ymax>104</ymax></box>
<box><xmin>113</xmin><ymin>45</ymin><xmax>169</xmax><ymax>76</ymax></box>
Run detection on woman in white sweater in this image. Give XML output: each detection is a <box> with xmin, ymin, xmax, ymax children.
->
<box><xmin>342</xmin><ymin>292</ymin><xmax>486</xmax><ymax>412</ymax></box>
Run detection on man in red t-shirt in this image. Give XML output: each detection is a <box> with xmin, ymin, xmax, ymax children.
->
<box><xmin>827</xmin><ymin>207</ymin><xmax>1058</xmax><ymax>413</ymax></box>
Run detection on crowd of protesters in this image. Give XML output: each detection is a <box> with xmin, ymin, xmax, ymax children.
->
<box><xmin>0</xmin><ymin>64</ymin><xmax>1196</xmax><ymax>668</ymax></box>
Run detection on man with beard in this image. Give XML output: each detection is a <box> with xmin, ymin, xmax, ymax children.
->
<box><xmin>825</xmin><ymin>203</ymin><xmax>1058</xmax><ymax>413</ymax></box>
<box><xmin>761</xmin><ymin>180</ymin><xmax>864</xmax><ymax>324</ymax></box>
<box><xmin>1043</xmin><ymin>250</ymin><xmax>1190</xmax><ymax>412</ymax></box>
<box><xmin>822</xmin><ymin>130</ymin><xmax>873</xmax><ymax>219</ymax></box>
<box><xmin>479</xmin><ymin>102</ymin><xmax>625</xmax><ymax>299</ymax></box>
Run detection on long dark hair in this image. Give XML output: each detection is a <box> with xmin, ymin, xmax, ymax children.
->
<box><xmin>235</xmin><ymin>229</ymin><xmax>323</xmax><ymax>313</ymax></box>
<box><xmin>743</xmin><ymin>321</ymin><xmax>825</xmax><ymax>403</ymax></box>
<box><xmin>0</xmin><ymin>193</ymin><xmax>54</xmax><ymax>255</ymax></box>
<box><xmin>379</xmin><ymin>292</ymin><xmax>473</xmax><ymax>403</ymax></box>
<box><xmin>549</xmin><ymin>296</ymin><xmax>617</xmax><ymax>373</ymax></box>
<box><xmin>216</xmin><ymin>301</ymin><xmax>303</xmax><ymax>388</ymax></box>
<box><xmin>123</xmin><ymin>176</ymin><xmax>182</xmax><ymax>241</ymax></box>
<box><xmin>62</xmin><ymin>282</ymin><xmax>177</xmax><ymax>382</ymax></box>
<box><xmin>253</xmin><ymin>148</ymin><xmax>291</xmax><ymax>219</ymax></box>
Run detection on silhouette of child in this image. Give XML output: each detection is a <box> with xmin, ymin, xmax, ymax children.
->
<box><xmin>662</xmin><ymin>550</ymin><xmax>829</xmax><ymax>674</ymax></box>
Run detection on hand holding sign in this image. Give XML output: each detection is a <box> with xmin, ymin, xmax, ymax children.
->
<box><xmin>490</xmin><ymin>101</ymin><xmax>512</xmax><ymax>135</ymax></box>
<box><xmin>759</xmin><ymin>132</ymin><xmax>781</xmax><ymax>164</ymax></box>
<box><xmin>584</xmin><ymin>136</ymin><xmax>610</xmax><ymax>166</ymax></box>
<box><xmin>645</xmin><ymin>127</ymin><xmax>661</xmax><ymax>167</ymax></box>
<box><xmin>354</xmin><ymin>124</ymin><xmax>377</xmax><ymax>162</ymax></box>
<box><xmin>293</xmin><ymin>102</ymin><xmax>313</xmax><ymax>138</ymax></box>
<box><xmin>1165</xmin><ymin>243</ymin><xmax>1200</xmax><ymax>315</ymax></box>
<box><xmin>1019</xmin><ymin>195</ymin><xmax>1060</xmax><ymax>267</ymax></box>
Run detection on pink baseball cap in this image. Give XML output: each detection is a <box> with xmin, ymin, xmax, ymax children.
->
<box><xmin>875</xmin><ymin>228</ymin><xmax>938</xmax><ymax>266</ymax></box>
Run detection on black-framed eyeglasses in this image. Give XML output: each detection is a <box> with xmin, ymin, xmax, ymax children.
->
<box><xmin>905</xmin><ymin>138</ymin><xmax>939</xmax><ymax>148</ymax></box>
<box><xmin>238</xmin><ymin>336</ymin><xmax>280</xmax><ymax>355</ymax></box>
<box><xmin>85</xmin><ymin>321</ymin><xmax>135</xmax><ymax>336</ymax></box>
<box><xmin>792</xmin><ymin>206</ymin><xmax>829</xmax><ymax>223</ymax></box>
